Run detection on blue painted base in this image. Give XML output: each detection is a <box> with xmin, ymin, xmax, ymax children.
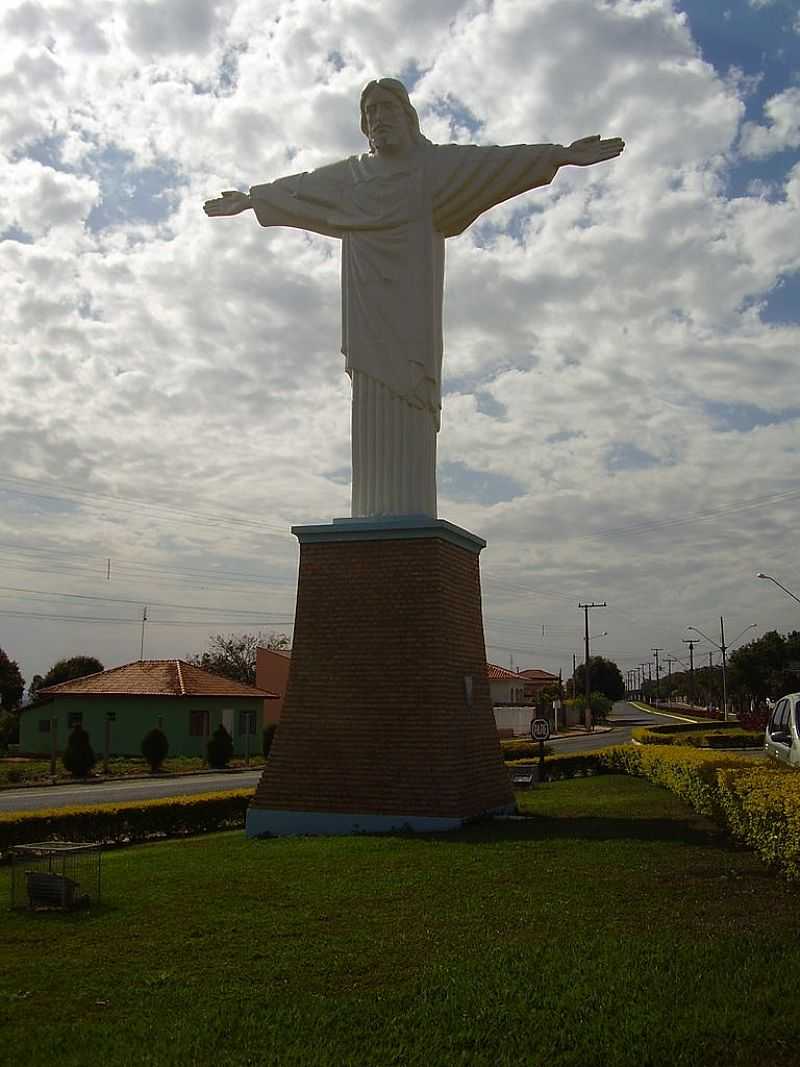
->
<box><xmin>245</xmin><ymin>804</ymin><xmax>515</xmax><ymax>838</ymax></box>
<box><xmin>291</xmin><ymin>515</ymin><xmax>486</xmax><ymax>554</ymax></box>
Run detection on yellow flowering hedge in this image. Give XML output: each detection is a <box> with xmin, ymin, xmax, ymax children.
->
<box><xmin>0</xmin><ymin>788</ymin><xmax>255</xmax><ymax>857</ymax></box>
<box><xmin>716</xmin><ymin>764</ymin><xmax>800</xmax><ymax>880</ymax></box>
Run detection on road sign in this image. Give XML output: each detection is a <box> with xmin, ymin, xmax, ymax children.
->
<box><xmin>530</xmin><ymin>718</ymin><xmax>550</xmax><ymax>742</ymax></box>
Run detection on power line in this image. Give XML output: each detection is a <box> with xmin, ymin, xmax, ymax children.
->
<box><xmin>0</xmin><ymin>608</ymin><xmax>294</xmax><ymax>627</ymax></box>
<box><xmin>0</xmin><ymin>475</ymin><xmax>293</xmax><ymax>537</ymax></box>
<box><xmin>0</xmin><ymin>583</ymin><xmax>292</xmax><ymax>617</ymax></box>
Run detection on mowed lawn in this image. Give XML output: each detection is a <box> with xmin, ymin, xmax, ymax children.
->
<box><xmin>2</xmin><ymin>775</ymin><xmax>799</xmax><ymax>1067</ymax></box>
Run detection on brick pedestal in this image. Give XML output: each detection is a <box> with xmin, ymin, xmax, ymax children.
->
<box><xmin>246</xmin><ymin>517</ymin><xmax>514</xmax><ymax>836</ymax></box>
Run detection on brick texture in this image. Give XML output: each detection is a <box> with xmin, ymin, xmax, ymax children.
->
<box><xmin>251</xmin><ymin>534</ymin><xmax>513</xmax><ymax>819</ymax></box>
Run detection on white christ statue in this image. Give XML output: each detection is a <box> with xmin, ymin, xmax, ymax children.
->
<box><xmin>204</xmin><ymin>78</ymin><xmax>624</xmax><ymax>519</ymax></box>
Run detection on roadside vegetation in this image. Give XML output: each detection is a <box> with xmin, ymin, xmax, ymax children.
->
<box><xmin>3</xmin><ymin>774</ymin><xmax>800</xmax><ymax>1066</ymax></box>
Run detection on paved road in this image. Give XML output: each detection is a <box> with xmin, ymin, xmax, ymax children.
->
<box><xmin>547</xmin><ymin>700</ymin><xmax>709</xmax><ymax>755</ymax></box>
<box><xmin>0</xmin><ymin>769</ymin><xmax>264</xmax><ymax>814</ymax></box>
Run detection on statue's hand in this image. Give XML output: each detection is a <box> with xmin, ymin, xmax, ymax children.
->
<box><xmin>203</xmin><ymin>190</ymin><xmax>252</xmax><ymax>217</ymax></box>
<box><xmin>560</xmin><ymin>135</ymin><xmax>625</xmax><ymax>167</ymax></box>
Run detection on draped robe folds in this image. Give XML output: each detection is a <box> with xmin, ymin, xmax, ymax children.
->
<box><xmin>249</xmin><ymin>142</ymin><xmax>560</xmax><ymax>518</ymax></box>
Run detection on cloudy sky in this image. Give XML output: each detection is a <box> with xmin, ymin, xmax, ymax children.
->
<box><xmin>1</xmin><ymin>0</ymin><xmax>799</xmax><ymax>692</ymax></box>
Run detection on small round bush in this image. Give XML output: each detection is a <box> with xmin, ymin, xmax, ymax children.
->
<box><xmin>141</xmin><ymin>727</ymin><xmax>169</xmax><ymax>772</ymax></box>
<box><xmin>62</xmin><ymin>725</ymin><xmax>96</xmax><ymax>778</ymax></box>
<box><xmin>207</xmin><ymin>724</ymin><xmax>234</xmax><ymax>769</ymax></box>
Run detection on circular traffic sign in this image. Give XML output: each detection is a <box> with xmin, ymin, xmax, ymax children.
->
<box><xmin>530</xmin><ymin>718</ymin><xmax>551</xmax><ymax>742</ymax></box>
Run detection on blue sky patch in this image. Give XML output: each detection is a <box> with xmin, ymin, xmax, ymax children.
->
<box><xmin>86</xmin><ymin>147</ymin><xmax>185</xmax><ymax>232</ymax></box>
<box><xmin>475</xmin><ymin>390</ymin><xmax>507</xmax><ymax>418</ymax></box>
<box><xmin>759</xmin><ymin>272</ymin><xmax>800</xmax><ymax>325</ymax></box>
<box><xmin>678</xmin><ymin>0</ymin><xmax>799</xmax><ymax>121</ymax></box>
<box><xmin>704</xmin><ymin>399</ymin><xmax>800</xmax><ymax>431</ymax></box>
<box><xmin>0</xmin><ymin>226</ymin><xmax>34</xmax><ymax>244</ymax></box>
<box><xmin>546</xmin><ymin>429</ymin><xmax>584</xmax><ymax>444</ymax></box>
<box><xmin>606</xmin><ymin>442</ymin><xmax>662</xmax><ymax>473</ymax></box>
<box><xmin>439</xmin><ymin>460</ymin><xmax>525</xmax><ymax>505</ymax></box>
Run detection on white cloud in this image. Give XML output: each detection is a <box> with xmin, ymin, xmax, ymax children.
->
<box><xmin>739</xmin><ymin>87</ymin><xmax>800</xmax><ymax>158</ymax></box>
<box><xmin>1</xmin><ymin>0</ymin><xmax>798</xmax><ymax>687</ymax></box>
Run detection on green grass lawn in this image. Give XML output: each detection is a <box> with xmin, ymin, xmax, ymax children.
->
<box><xmin>2</xmin><ymin>775</ymin><xmax>798</xmax><ymax>1067</ymax></box>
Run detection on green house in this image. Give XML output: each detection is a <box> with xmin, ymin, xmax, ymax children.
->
<box><xmin>19</xmin><ymin>660</ymin><xmax>277</xmax><ymax>759</ymax></box>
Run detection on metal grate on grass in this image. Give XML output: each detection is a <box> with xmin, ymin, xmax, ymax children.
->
<box><xmin>9</xmin><ymin>841</ymin><xmax>102</xmax><ymax>912</ymax></box>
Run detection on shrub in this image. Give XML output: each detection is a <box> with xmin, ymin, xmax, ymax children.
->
<box><xmin>62</xmin><ymin>725</ymin><xmax>96</xmax><ymax>778</ymax></box>
<box><xmin>207</xmin><ymin>724</ymin><xmax>234</xmax><ymax>769</ymax></box>
<box><xmin>589</xmin><ymin>692</ymin><xmax>613</xmax><ymax>722</ymax></box>
<box><xmin>263</xmin><ymin>724</ymin><xmax>277</xmax><ymax>759</ymax></box>
<box><xmin>632</xmin><ymin>725</ymin><xmax>763</xmax><ymax>749</ymax></box>
<box><xmin>0</xmin><ymin>789</ymin><xmax>254</xmax><ymax>856</ymax></box>
<box><xmin>141</xmin><ymin>728</ymin><xmax>169</xmax><ymax>772</ymax></box>
<box><xmin>501</xmin><ymin>740</ymin><xmax>553</xmax><ymax>761</ymax></box>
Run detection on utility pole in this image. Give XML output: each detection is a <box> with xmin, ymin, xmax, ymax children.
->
<box><xmin>719</xmin><ymin>616</ymin><xmax>729</xmax><ymax>722</ymax></box>
<box><xmin>639</xmin><ymin>663</ymin><xmax>649</xmax><ymax>702</ymax></box>
<box><xmin>682</xmin><ymin>639</ymin><xmax>696</xmax><ymax>706</ymax></box>
<box><xmin>651</xmin><ymin>648</ymin><xmax>663</xmax><ymax>704</ymax></box>
<box><xmin>140</xmin><ymin>606</ymin><xmax>148</xmax><ymax>660</ymax></box>
<box><xmin>665</xmin><ymin>657</ymin><xmax>676</xmax><ymax>705</ymax></box>
<box><xmin>579</xmin><ymin>601</ymin><xmax>606</xmax><ymax>730</ymax></box>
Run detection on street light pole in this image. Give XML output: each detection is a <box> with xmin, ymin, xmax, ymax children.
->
<box><xmin>682</xmin><ymin>639</ymin><xmax>696</xmax><ymax>706</ymax></box>
<box><xmin>652</xmin><ymin>648</ymin><xmax>663</xmax><ymax>704</ymax></box>
<box><xmin>579</xmin><ymin>602</ymin><xmax>606</xmax><ymax>730</ymax></box>
<box><xmin>756</xmin><ymin>572</ymin><xmax>800</xmax><ymax>606</ymax></box>
<box><xmin>688</xmin><ymin>621</ymin><xmax>757</xmax><ymax>722</ymax></box>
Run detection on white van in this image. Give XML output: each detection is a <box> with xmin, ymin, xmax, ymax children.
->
<box><xmin>764</xmin><ymin>692</ymin><xmax>800</xmax><ymax>767</ymax></box>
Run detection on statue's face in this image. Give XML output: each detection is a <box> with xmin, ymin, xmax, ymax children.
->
<box><xmin>363</xmin><ymin>86</ymin><xmax>414</xmax><ymax>155</ymax></box>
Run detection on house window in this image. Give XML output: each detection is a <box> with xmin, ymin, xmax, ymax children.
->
<box><xmin>238</xmin><ymin>710</ymin><xmax>257</xmax><ymax>736</ymax></box>
<box><xmin>68</xmin><ymin>712</ymin><xmax>83</xmax><ymax>728</ymax></box>
<box><xmin>189</xmin><ymin>710</ymin><xmax>210</xmax><ymax>737</ymax></box>
<box><xmin>39</xmin><ymin>720</ymin><xmax>51</xmax><ymax>733</ymax></box>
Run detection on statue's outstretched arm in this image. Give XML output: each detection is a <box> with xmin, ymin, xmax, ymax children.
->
<box><xmin>203</xmin><ymin>190</ymin><xmax>252</xmax><ymax>217</ymax></box>
<box><xmin>555</xmin><ymin>135</ymin><xmax>625</xmax><ymax>168</ymax></box>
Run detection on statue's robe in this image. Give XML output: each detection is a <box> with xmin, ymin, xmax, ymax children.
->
<box><xmin>250</xmin><ymin>141</ymin><xmax>560</xmax><ymax>518</ymax></box>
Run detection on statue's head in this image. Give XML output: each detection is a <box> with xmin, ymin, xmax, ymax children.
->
<box><xmin>360</xmin><ymin>78</ymin><xmax>429</xmax><ymax>155</ymax></box>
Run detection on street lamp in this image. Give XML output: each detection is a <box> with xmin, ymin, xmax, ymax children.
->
<box><xmin>687</xmin><ymin>621</ymin><xmax>757</xmax><ymax>722</ymax></box>
<box><xmin>756</xmin><ymin>572</ymin><xmax>800</xmax><ymax>607</ymax></box>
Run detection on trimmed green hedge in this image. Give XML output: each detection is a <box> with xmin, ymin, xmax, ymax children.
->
<box><xmin>501</xmin><ymin>740</ymin><xmax>553</xmax><ymax>761</ymax></box>
<box><xmin>0</xmin><ymin>789</ymin><xmax>254</xmax><ymax>857</ymax></box>
<box><xmin>632</xmin><ymin>726</ymin><xmax>764</xmax><ymax>749</ymax></box>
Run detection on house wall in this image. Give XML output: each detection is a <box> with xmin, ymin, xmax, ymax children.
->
<box><xmin>490</xmin><ymin>679</ymin><xmax>529</xmax><ymax>705</ymax></box>
<box><xmin>493</xmin><ymin>707</ymin><xmax>536</xmax><ymax>737</ymax></box>
<box><xmin>256</xmin><ymin>647</ymin><xmax>291</xmax><ymax>724</ymax></box>
<box><xmin>19</xmin><ymin>694</ymin><xmax>267</xmax><ymax>759</ymax></box>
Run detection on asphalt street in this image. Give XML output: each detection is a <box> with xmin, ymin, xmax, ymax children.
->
<box><xmin>0</xmin><ymin>769</ymin><xmax>264</xmax><ymax>813</ymax></box>
<box><xmin>546</xmin><ymin>700</ymin><xmax>709</xmax><ymax>754</ymax></box>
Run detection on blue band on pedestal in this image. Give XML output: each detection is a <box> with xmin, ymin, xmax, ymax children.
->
<box><xmin>246</xmin><ymin>804</ymin><xmax>515</xmax><ymax>837</ymax></box>
<box><xmin>291</xmin><ymin>516</ymin><xmax>486</xmax><ymax>554</ymax></box>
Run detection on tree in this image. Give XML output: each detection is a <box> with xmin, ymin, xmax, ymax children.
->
<box><xmin>62</xmin><ymin>725</ymin><xmax>96</xmax><ymax>778</ymax></box>
<box><xmin>571</xmin><ymin>656</ymin><xmax>625</xmax><ymax>702</ymax></box>
<box><xmin>0</xmin><ymin>648</ymin><xmax>24</xmax><ymax>710</ymax></box>
<box><xmin>141</xmin><ymin>727</ymin><xmax>169</xmax><ymax>772</ymax></box>
<box><xmin>187</xmin><ymin>632</ymin><xmax>290</xmax><ymax>686</ymax></box>
<box><xmin>207</xmin><ymin>723</ymin><xmax>234</xmax><ymax>769</ymax></box>
<box><xmin>30</xmin><ymin>656</ymin><xmax>104</xmax><ymax>699</ymax></box>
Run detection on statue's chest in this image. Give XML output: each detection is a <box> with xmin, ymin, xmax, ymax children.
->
<box><xmin>349</xmin><ymin>165</ymin><xmax>426</xmax><ymax>221</ymax></box>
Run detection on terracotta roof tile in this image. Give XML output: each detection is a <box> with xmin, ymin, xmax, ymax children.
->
<box><xmin>486</xmin><ymin>663</ymin><xmax>522</xmax><ymax>681</ymax></box>
<box><xmin>39</xmin><ymin>660</ymin><xmax>276</xmax><ymax>698</ymax></box>
<box><xmin>518</xmin><ymin>668</ymin><xmax>559</xmax><ymax>681</ymax></box>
